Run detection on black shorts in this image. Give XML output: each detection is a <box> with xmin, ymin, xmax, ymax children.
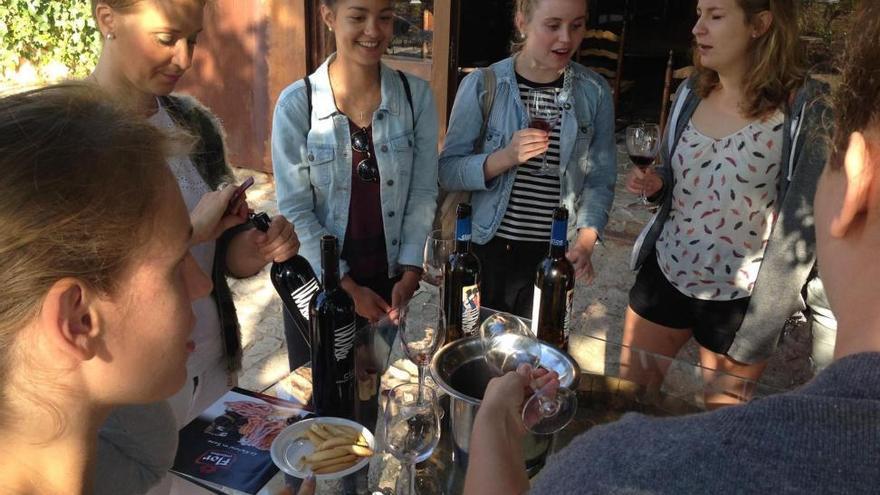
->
<box><xmin>628</xmin><ymin>253</ymin><xmax>750</xmax><ymax>355</ymax></box>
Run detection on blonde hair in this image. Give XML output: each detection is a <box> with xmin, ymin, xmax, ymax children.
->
<box><xmin>694</xmin><ymin>0</ymin><xmax>806</xmax><ymax>119</ymax></box>
<box><xmin>0</xmin><ymin>83</ymin><xmax>176</xmax><ymax>427</ymax></box>
<box><xmin>510</xmin><ymin>0</ymin><xmax>587</xmax><ymax>53</ymax></box>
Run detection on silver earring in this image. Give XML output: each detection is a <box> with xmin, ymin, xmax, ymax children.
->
<box><xmin>106</xmin><ymin>33</ymin><xmax>116</xmax><ymax>40</ymax></box>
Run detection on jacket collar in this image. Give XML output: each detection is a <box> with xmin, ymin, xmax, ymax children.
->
<box><xmin>310</xmin><ymin>54</ymin><xmax>402</xmax><ymax>120</ymax></box>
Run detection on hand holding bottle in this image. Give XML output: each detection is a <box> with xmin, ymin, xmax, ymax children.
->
<box><xmin>249</xmin><ymin>214</ymin><xmax>300</xmax><ymax>263</ymax></box>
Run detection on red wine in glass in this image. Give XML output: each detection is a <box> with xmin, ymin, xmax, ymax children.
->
<box><xmin>629</xmin><ymin>154</ymin><xmax>654</xmax><ymax>171</ymax></box>
<box><xmin>530</xmin><ymin>119</ymin><xmax>553</xmax><ymax>132</ymax></box>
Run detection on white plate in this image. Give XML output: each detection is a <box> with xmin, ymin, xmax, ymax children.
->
<box><xmin>270</xmin><ymin>417</ymin><xmax>375</xmax><ymax>480</ymax></box>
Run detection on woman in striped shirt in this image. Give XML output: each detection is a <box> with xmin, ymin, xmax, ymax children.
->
<box><xmin>439</xmin><ymin>0</ymin><xmax>617</xmax><ymax>318</ymax></box>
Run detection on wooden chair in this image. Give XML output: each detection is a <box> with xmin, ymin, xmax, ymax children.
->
<box><xmin>658</xmin><ymin>50</ymin><xmax>694</xmax><ymax>136</ymax></box>
<box><xmin>577</xmin><ymin>22</ymin><xmax>628</xmax><ymax>111</ymax></box>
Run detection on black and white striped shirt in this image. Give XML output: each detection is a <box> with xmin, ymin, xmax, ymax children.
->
<box><xmin>495</xmin><ymin>74</ymin><xmax>563</xmax><ymax>242</ymax></box>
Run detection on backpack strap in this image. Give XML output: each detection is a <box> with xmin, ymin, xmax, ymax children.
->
<box><xmin>302</xmin><ymin>76</ymin><xmax>313</xmax><ymax>131</ymax></box>
<box><xmin>475</xmin><ymin>67</ymin><xmax>497</xmax><ymax>152</ymax></box>
<box><xmin>397</xmin><ymin>70</ymin><xmax>415</xmax><ymax>126</ymax></box>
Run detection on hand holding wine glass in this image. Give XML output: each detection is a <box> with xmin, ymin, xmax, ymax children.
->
<box><xmin>527</xmin><ymin>88</ymin><xmax>562</xmax><ymax>176</ymax></box>
<box><xmin>479</xmin><ymin>313</ymin><xmax>577</xmax><ymax>435</ymax></box>
<box><xmin>625</xmin><ymin>123</ymin><xmax>662</xmax><ymax>207</ymax></box>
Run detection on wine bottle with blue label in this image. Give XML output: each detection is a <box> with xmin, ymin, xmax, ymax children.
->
<box><xmin>443</xmin><ymin>203</ymin><xmax>481</xmax><ymax>343</ymax></box>
<box><xmin>531</xmin><ymin>206</ymin><xmax>575</xmax><ymax>351</ymax></box>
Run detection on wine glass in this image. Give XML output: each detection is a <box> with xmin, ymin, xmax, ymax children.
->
<box><xmin>383</xmin><ymin>383</ymin><xmax>442</xmax><ymax>495</ymax></box>
<box><xmin>423</xmin><ymin>229</ymin><xmax>454</xmax><ymax>287</ymax></box>
<box><xmin>398</xmin><ymin>302</ymin><xmax>445</xmax><ymax>401</ymax></box>
<box><xmin>626</xmin><ymin>123</ymin><xmax>661</xmax><ymax>207</ymax></box>
<box><xmin>526</xmin><ymin>88</ymin><xmax>562</xmax><ymax>176</ymax></box>
<box><xmin>480</xmin><ymin>312</ymin><xmax>577</xmax><ymax>435</ymax></box>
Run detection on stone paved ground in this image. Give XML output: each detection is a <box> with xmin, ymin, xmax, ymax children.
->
<box><xmin>231</xmin><ymin>143</ymin><xmax>815</xmax><ymax>398</ymax></box>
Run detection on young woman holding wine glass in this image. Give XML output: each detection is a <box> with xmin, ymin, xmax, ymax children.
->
<box><xmin>272</xmin><ymin>0</ymin><xmax>439</xmax><ymax>327</ymax></box>
<box><xmin>0</xmin><ymin>83</ymin><xmax>217</xmax><ymax>495</ymax></box>
<box><xmin>439</xmin><ymin>0</ymin><xmax>617</xmax><ymax>320</ymax></box>
<box><xmin>468</xmin><ymin>6</ymin><xmax>880</xmax><ymax>490</ymax></box>
<box><xmin>622</xmin><ymin>0</ymin><xmax>831</xmax><ymax>406</ymax></box>
<box><xmin>86</xmin><ymin>1</ymin><xmax>301</xmax><ymax>493</ymax></box>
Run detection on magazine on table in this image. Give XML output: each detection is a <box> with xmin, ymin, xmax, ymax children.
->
<box><xmin>171</xmin><ymin>387</ymin><xmax>312</xmax><ymax>494</ymax></box>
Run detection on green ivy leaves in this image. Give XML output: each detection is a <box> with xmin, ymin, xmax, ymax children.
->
<box><xmin>1</xmin><ymin>0</ymin><xmax>101</xmax><ymax>78</ymax></box>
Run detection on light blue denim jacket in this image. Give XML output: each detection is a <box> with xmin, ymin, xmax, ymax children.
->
<box><xmin>272</xmin><ymin>55</ymin><xmax>439</xmax><ymax>277</ymax></box>
<box><xmin>438</xmin><ymin>56</ymin><xmax>617</xmax><ymax>244</ymax></box>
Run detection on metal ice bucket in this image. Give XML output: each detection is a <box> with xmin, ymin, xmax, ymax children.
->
<box><xmin>430</xmin><ymin>336</ymin><xmax>580</xmax><ymax>471</ymax></box>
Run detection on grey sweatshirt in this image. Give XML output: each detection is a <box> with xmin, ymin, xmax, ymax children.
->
<box><xmin>531</xmin><ymin>353</ymin><xmax>880</xmax><ymax>494</ymax></box>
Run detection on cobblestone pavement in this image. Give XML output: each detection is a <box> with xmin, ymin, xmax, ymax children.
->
<box><xmin>231</xmin><ymin>145</ymin><xmax>815</xmax><ymax>397</ymax></box>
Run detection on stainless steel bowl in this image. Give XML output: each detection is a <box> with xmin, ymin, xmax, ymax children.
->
<box><xmin>430</xmin><ymin>336</ymin><xmax>580</xmax><ymax>469</ymax></box>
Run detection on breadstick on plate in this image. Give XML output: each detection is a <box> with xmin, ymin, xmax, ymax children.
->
<box><xmin>314</xmin><ymin>458</ymin><xmax>358</xmax><ymax>474</ymax></box>
<box><xmin>309</xmin><ymin>453</ymin><xmax>357</xmax><ymax>471</ymax></box>
<box><xmin>304</xmin><ymin>447</ymin><xmax>349</xmax><ymax>463</ymax></box>
<box><xmin>344</xmin><ymin>444</ymin><xmax>374</xmax><ymax>457</ymax></box>
<box><xmin>317</xmin><ymin>436</ymin><xmax>355</xmax><ymax>451</ymax></box>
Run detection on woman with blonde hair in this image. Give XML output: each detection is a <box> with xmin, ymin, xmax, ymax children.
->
<box><xmin>439</xmin><ymin>0</ymin><xmax>617</xmax><ymax>319</ymax></box>
<box><xmin>622</xmin><ymin>0</ymin><xmax>829</xmax><ymax>404</ymax></box>
<box><xmin>86</xmin><ymin>0</ymin><xmax>300</xmax><ymax>492</ymax></box>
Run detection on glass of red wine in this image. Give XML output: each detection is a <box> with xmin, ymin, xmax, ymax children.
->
<box><xmin>626</xmin><ymin>123</ymin><xmax>661</xmax><ymax>207</ymax></box>
<box><xmin>527</xmin><ymin>88</ymin><xmax>562</xmax><ymax>176</ymax></box>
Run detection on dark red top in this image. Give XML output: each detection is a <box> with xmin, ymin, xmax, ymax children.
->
<box><xmin>341</xmin><ymin>122</ymin><xmax>388</xmax><ymax>283</ymax></box>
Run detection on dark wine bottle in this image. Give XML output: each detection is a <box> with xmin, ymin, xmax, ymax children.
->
<box><xmin>309</xmin><ymin>235</ymin><xmax>357</xmax><ymax>418</ymax></box>
<box><xmin>249</xmin><ymin>212</ymin><xmax>320</xmax><ymax>348</ymax></box>
<box><xmin>443</xmin><ymin>203</ymin><xmax>481</xmax><ymax>343</ymax></box>
<box><xmin>531</xmin><ymin>206</ymin><xmax>575</xmax><ymax>350</ymax></box>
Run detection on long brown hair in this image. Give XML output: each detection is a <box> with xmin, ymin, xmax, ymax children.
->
<box><xmin>694</xmin><ymin>0</ymin><xmax>806</xmax><ymax>118</ymax></box>
<box><xmin>0</xmin><ymin>83</ymin><xmax>177</xmax><ymax>428</ymax></box>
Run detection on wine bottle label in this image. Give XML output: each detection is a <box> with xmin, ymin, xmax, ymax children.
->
<box><xmin>292</xmin><ymin>278</ymin><xmax>320</xmax><ymax>320</ymax></box>
<box><xmin>530</xmin><ymin>286</ymin><xmax>575</xmax><ymax>341</ymax></box>
<box><xmin>455</xmin><ymin>217</ymin><xmax>472</xmax><ymax>242</ymax></box>
<box><xmin>461</xmin><ymin>283</ymin><xmax>480</xmax><ymax>335</ymax></box>
<box><xmin>334</xmin><ymin>320</ymin><xmax>357</xmax><ymax>361</ymax></box>
<box><xmin>530</xmin><ymin>287</ymin><xmax>542</xmax><ymax>336</ymax></box>
<box><xmin>563</xmin><ymin>289</ymin><xmax>574</xmax><ymax>339</ymax></box>
<box><xmin>550</xmin><ymin>218</ymin><xmax>567</xmax><ymax>247</ymax></box>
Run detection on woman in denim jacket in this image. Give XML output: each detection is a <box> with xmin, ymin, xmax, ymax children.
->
<box><xmin>273</xmin><ymin>0</ymin><xmax>438</xmax><ymax>324</ymax></box>
<box><xmin>439</xmin><ymin>0</ymin><xmax>617</xmax><ymax>318</ymax></box>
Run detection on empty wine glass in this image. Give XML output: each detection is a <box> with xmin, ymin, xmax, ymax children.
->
<box><xmin>527</xmin><ymin>88</ymin><xmax>562</xmax><ymax>176</ymax></box>
<box><xmin>423</xmin><ymin>229</ymin><xmax>454</xmax><ymax>287</ymax></box>
<box><xmin>479</xmin><ymin>312</ymin><xmax>577</xmax><ymax>435</ymax></box>
<box><xmin>383</xmin><ymin>383</ymin><xmax>441</xmax><ymax>495</ymax></box>
<box><xmin>398</xmin><ymin>302</ymin><xmax>445</xmax><ymax>401</ymax></box>
<box><xmin>626</xmin><ymin>123</ymin><xmax>661</xmax><ymax>207</ymax></box>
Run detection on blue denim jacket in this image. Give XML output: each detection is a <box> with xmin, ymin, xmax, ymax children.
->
<box><xmin>438</xmin><ymin>56</ymin><xmax>617</xmax><ymax>244</ymax></box>
<box><xmin>272</xmin><ymin>55</ymin><xmax>439</xmax><ymax>277</ymax></box>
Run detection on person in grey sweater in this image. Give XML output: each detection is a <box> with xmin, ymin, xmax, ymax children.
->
<box><xmin>464</xmin><ymin>3</ymin><xmax>880</xmax><ymax>493</ymax></box>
